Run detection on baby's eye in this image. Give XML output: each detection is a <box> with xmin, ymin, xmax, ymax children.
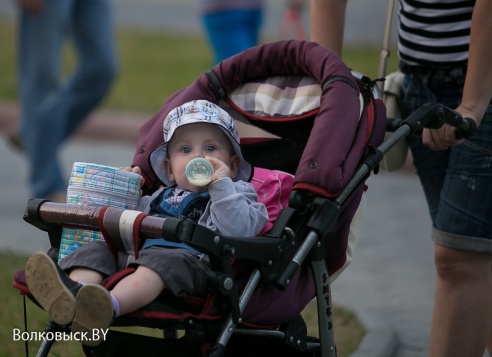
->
<box><xmin>180</xmin><ymin>147</ymin><xmax>191</xmax><ymax>154</ymax></box>
<box><xmin>205</xmin><ymin>145</ymin><xmax>217</xmax><ymax>152</ymax></box>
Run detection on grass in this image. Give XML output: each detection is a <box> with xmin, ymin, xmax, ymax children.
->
<box><xmin>3</xmin><ymin>251</ymin><xmax>364</xmax><ymax>357</ymax></box>
<box><xmin>0</xmin><ymin>21</ymin><xmax>213</xmax><ymax>115</ymax></box>
<box><xmin>3</xmin><ymin>253</ymin><xmax>172</xmax><ymax>356</ymax></box>
<box><xmin>302</xmin><ymin>300</ymin><xmax>366</xmax><ymax>356</ymax></box>
<box><xmin>0</xmin><ymin>20</ymin><xmax>399</xmax><ymax>114</ymax></box>
<box><xmin>0</xmin><ymin>19</ymin><xmax>375</xmax><ymax>356</ymax></box>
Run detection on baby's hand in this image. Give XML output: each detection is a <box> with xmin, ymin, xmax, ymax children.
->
<box><xmin>119</xmin><ymin>166</ymin><xmax>145</xmax><ymax>187</ymax></box>
<box><xmin>205</xmin><ymin>156</ymin><xmax>233</xmax><ymax>183</ymax></box>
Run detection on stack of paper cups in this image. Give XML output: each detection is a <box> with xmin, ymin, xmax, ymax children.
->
<box><xmin>59</xmin><ymin>162</ymin><xmax>142</xmax><ymax>261</ymax></box>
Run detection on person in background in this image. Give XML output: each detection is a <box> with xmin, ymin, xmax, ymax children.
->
<box><xmin>199</xmin><ymin>0</ymin><xmax>265</xmax><ymax>65</ymax></box>
<box><xmin>14</xmin><ymin>0</ymin><xmax>118</xmax><ymax>202</ymax></box>
<box><xmin>280</xmin><ymin>0</ymin><xmax>308</xmax><ymax>40</ymax></box>
<box><xmin>310</xmin><ymin>1</ymin><xmax>492</xmax><ymax>356</ymax></box>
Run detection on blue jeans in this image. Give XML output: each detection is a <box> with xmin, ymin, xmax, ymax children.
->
<box><xmin>202</xmin><ymin>8</ymin><xmax>263</xmax><ymax>65</ymax></box>
<box><xmin>18</xmin><ymin>0</ymin><xmax>118</xmax><ymax>198</ymax></box>
<box><xmin>400</xmin><ymin>64</ymin><xmax>492</xmax><ymax>251</ymax></box>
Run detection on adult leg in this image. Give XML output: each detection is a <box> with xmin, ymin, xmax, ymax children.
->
<box><xmin>401</xmin><ymin>70</ymin><xmax>449</xmax><ymax>221</ymax></box>
<box><xmin>401</xmin><ymin>67</ymin><xmax>492</xmax><ymax>357</ymax></box>
<box><xmin>430</xmin><ymin>110</ymin><xmax>492</xmax><ymax>356</ymax></box>
<box><xmin>488</xmin><ymin>309</ymin><xmax>492</xmax><ymax>352</ymax></box>
<box><xmin>240</xmin><ymin>8</ymin><xmax>263</xmax><ymax>52</ymax></box>
<box><xmin>202</xmin><ymin>8</ymin><xmax>263</xmax><ymax>65</ymax></box>
<box><xmin>59</xmin><ymin>0</ymin><xmax>118</xmax><ymax>140</ymax></box>
<box><xmin>18</xmin><ymin>0</ymin><xmax>73</xmax><ymax>198</ymax></box>
<box><xmin>430</xmin><ymin>245</ymin><xmax>492</xmax><ymax>357</ymax></box>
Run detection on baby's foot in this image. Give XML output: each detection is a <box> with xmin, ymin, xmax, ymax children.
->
<box><xmin>25</xmin><ymin>252</ymin><xmax>81</xmax><ymax>325</ymax></box>
<box><xmin>72</xmin><ymin>284</ymin><xmax>113</xmax><ymax>346</ymax></box>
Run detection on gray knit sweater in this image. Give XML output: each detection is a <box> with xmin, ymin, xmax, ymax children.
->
<box><xmin>137</xmin><ymin>177</ymin><xmax>268</xmax><ymax>238</ymax></box>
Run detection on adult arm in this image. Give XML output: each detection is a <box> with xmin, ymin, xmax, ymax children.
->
<box><xmin>310</xmin><ymin>0</ymin><xmax>348</xmax><ymax>56</ymax></box>
<box><xmin>424</xmin><ymin>0</ymin><xmax>492</xmax><ymax>150</ymax></box>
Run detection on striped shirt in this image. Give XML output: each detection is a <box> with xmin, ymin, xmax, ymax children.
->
<box><xmin>398</xmin><ymin>0</ymin><xmax>475</xmax><ymax>67</ymax></box>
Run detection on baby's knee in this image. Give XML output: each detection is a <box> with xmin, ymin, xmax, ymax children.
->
<box><xmin>68</xmin><ymin>267</ymin><xmax>104</xmax><ymax>284</ymax></box>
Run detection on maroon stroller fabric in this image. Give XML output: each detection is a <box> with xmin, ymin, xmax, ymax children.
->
<box><xmin>132</xmin><ymin>39</ymin><xmax>386</xmax><ymax>198</ymax></box>
<box><xmin>132</xmin><ymin>39</ymin><xmax>386</xmax><ymax>294</ymax></box>
<box><xmin>13</xmin><ymin>40</ymin><xmax>387</xmax><ymax>357</ymax></box>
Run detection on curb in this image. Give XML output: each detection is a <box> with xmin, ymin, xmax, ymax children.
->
<box><xmin>0</xmin><ymin>101</ymin><xmax>147</xmax><ymax>144</ymax></box>
<box><xmin>348</xmin><ymin>310</ymin><xmax>398</xmax><ymax>357</ymax></box>
<box><xmin>0</xmin><ymin>101</ymin><xmax>279</xmax><ymax>145</ymax></box>
<box><xmin>350</xmin><ymin>326</ymin><xmax>398</xmax><ymax>357</ymax></box>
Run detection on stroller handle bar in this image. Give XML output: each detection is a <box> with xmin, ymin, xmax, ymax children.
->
<box><xmin>402</xmin><ymin>102</ymin><xmax>476</xmax><ymax>139</ymax></box>
<box><xmin>386</xmin><ymin>103</ymin><xmax>477</xmax><ymax>139</ymax></box>
<box><xmin>338</xmin><ymin>103</ymin><xmax>476</xmax><ymax>205</ymax></box>
<box><xmin>381</xmin><ymin>103</ymin><xmax>475</xmax><ymax>156</ymax></box>
<box><xmin>455</xmin><ymin>117</ymin><xmax>476</xmax><ymax>140</ymax></box>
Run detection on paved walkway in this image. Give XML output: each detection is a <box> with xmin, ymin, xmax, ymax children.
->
<box><xmin>0</xmin><ymin>101</ymin><xmax>467</xmax><ymax>357</ymax></box>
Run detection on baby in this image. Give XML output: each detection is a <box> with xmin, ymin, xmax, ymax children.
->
<box><xmin>25</xmin><ymin>100</ymin><xmax>268</xmax><ymax>346</ymax></box>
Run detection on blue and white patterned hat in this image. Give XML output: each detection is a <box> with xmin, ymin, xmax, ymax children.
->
<box><xmin>149</xmin><ymin>100</ymin><xmax>252</xmax><ymax>186</ymax></box>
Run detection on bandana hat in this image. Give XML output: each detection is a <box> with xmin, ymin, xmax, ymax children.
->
<box><xmin>149</xmin><ymin>100</ymin><xmax>253</xmax><ymax>186</ymax></box>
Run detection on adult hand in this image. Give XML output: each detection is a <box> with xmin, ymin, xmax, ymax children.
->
<box><xmin>422</xmin><ymin>107</ymin><xmax>478</xmax><ymax>151</ymax></box>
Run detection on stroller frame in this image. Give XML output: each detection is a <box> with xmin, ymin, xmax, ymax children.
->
<box><xmin>20</xmin><ymin>99</ymin><xmax>473</xmax><ymax>357</ymax></box>
<box><xmin>13</xmin><ymin>39</ymin><xmax>476</xmax><ymax>357</ymax></box>
<box><xmin>21</xmin><ymin>177</ymin><xmax>350</xmax><ymax>356</ymax></box>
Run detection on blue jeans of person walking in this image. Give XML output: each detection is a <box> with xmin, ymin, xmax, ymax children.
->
<box><xmin>401</xmin><ymin>64</ymin><xmax>492</xmax><ymax>250</ymax></box>
<box><xmin>18</xmin><ymin>0</ymin><xmax>118</xmax><ymax>198</ymax></box>
<box><xmin>202</xmin><ymin>8</ymin><xmax>263</xmax><ymax>65</ymax></box>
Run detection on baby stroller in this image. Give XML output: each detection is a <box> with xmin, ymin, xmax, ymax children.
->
<box><xmin>12</xmin><ymin>40</ymin><xmax>474</xmax><ymax>357</ymax></box>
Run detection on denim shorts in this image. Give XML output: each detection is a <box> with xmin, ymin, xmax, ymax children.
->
<box><xmin>400</xmin><ymin>64</ymin><xmax>492</xmax><ymax>252</ymax></box>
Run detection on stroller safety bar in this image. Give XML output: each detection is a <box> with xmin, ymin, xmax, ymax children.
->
<box><xmin>23</xmin><ymin>198</ymin><xmax>332</xmax><ymax>291</ymax></box>
<box><xmin>23</xmin><ymin>200</ymin><xmax>295</xmax><ymax>268</ymax></box>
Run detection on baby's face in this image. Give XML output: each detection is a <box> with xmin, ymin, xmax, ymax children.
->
<box><xmin>164</xmin><ymin>123</ymin><xmax>236</xmax><ymax>192</ymax></box>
